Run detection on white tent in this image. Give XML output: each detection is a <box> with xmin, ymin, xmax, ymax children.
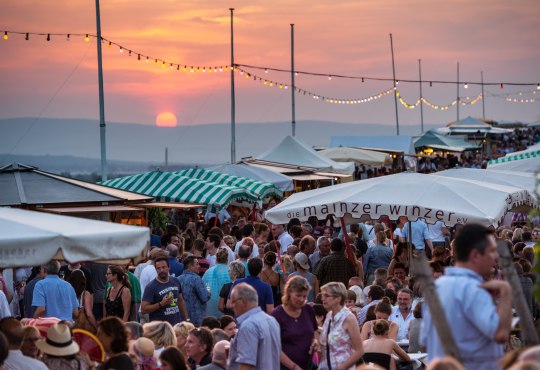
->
<box><xmin>317</xmin><ymin>147</ymin><xmax>392</xmax><ymax>166</ymax></box>
<box><xmin>435</xmin><ymin>116</ymin><xmax>513</xmax><ymax>135</ymax></box>
<box><xmin>265</xmin><ymin>172</ymin><xmax>536</xmax><ymax>227</ymax></box>
<box><xmin>488</xmin><ymin>157</ymin><xmax>540</xmax><ymax>173</ymax></box>
<box><xmin>0</xmin><ymin>208</ymin><xmax>149</xmax><ymax>268</ymax></box>
<box><xmin>208</xmin><ymin>163</ymin><xmax>294</xmax><ymax>192</ymax></box>
<box><xmin>255</xmin><ymin>136</ymin><xmax>354</xmax><ymax>175</ymax></box>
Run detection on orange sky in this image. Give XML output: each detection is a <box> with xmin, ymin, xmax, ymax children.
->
<box><xmin>1</xmin><ymin>0</ymin><xmax>539</xmax><ymax>129</ymax></box>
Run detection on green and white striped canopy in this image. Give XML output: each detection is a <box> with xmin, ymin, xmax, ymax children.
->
<box><xmin>488</xmin><ymin>150</ymin><xmax>539</xmax><ymax>165</ymax></box>
<box><xmin>176</xmin><ymin>168</ymin><xmax>283</xmax><ymax>199</ymax></box>
<box><xmin>101</xmin><ymin>171</ymin><xmax>258</xmax><ymax>209</ymax></box>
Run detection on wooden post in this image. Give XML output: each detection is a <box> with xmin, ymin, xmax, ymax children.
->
<box><xmin>411</xmin><ymin>253</ymin><xmax>462</xmax><ymax>362</ymax></box>
<box><xmin>496</xmin><ymin>239</ymin><xmax>539</xmax><ymax>345</ymax></box>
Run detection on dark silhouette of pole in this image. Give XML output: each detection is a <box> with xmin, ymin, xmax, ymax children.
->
<box><xmin>230</xmin><ymin>8</ymin><xmax>236</xmax><ymax>163</ymax></box>
<box><xmin>481</xmin><ymin>71</ymin><xmax>486</xmax><ymax>120</ymax></box>
<box><xmin>291</xmin><ymin>24</ymin><xmax>296</xmax><ymax>137</ymax></box>
<box><xmin>389</xmin><ymin>34</ymin><xmax>400</xmax><ymax>135</ymax></box>
<box><xmin>456</xmin><ymin>62</ymin><xmax>460</xmax><ymax>122</ymax></box>
<box><xmin>95</xmin><ymin>0</ymin><xmax>107</xmax><ymax>181</ymax></box>
<box><xmin>419</xmin><ymin>59</ymin><xmax>424</xmax><ymax>133</ymax></box>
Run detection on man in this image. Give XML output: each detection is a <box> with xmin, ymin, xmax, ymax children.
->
<box><xmin>234</xmin><ymin>224</ymin><xmax>259</xmax><ymax>258</ymax></box>
<box><xmin>427</xmin><ymin>220</ymin><xmax>449</xmax><ymax>248</ymax></box>
<box><xmin>199</xmin><ymin>340</ymin><xmax>230</xmax><ymax>370</ymax></box>
<box><xmin>299</xmin><ymin>235</ymin><xmax>316</xmax><ymax>257</ymax></box>
<box><xmin>393</xmin><ymin>216</ymin><xmax>407</xmax><ymax>243</ymax></box>
<box><xmin>392</xmin><ymin>262</ymin><xmax>408</xmax><ymax>287</ymax></box>
<box><xmin>420</xmin><ymin>224</ymin><xmax>512</xmax><ymax>370</ymax></box>
<box><xmin>23</xmin><ymin>266</ymin><xmax>45</xmax><ymax>318</ymax></box>
<box><xmin>300</xmin><ymin>223</ymin><xmax>313</xmax><ymax>237</ymax></box>
<box><xmin>204</xmin><ymin>208</ymin><xmax>231</xmax><ymax>224</ymax></box>
<box><xmin>32</xmin><ymin>260</ymin><xmax>78</xmax><ymax>322</ymax></box>
<box><xmin>83</xmin><ymin>261</ymin><xmax>108</xmax><ymax>321</ymax></box>
<box><xmin>0</xmin><ymin>317</ymin><xmax>48</xmax><ymax>369</ymax></box>
<box><xmin>139</xmin><ymin>248</ymin><xmax>170</xmax><ymax>294</ymax></box>
<box><xmin>309</xmin><ymin>236</ymin><xmax>331</xmax><ymax>271</ymax></box>
<box><xmin>205</xmin><ymin>234</ymin><xmax>221</xmax><ymax>267</ymax></box>
<box><xmin>228</xmin><ymin>283</ymin><xmax>281</xmax><ymax>370</ymax></box>
<box><xmin>272</xmin><ymin>224</ymin><xmax>294</xmax><ymax>255</ymax></box>
<box><xmin>230</xmin><ymin>258</ymin><xmax>274</xmax><ymax>313</ymax></box>
<box><xmin>193</xmin><ymin>239</ymin><xmax>211</xmax><ymax>277</ymax></box>
<box><xmin>402</xmin><ymin>218</ymin><xmax>433</xmax><ymax>256</ymax></box>
<box><xmin>141</xmin><ymin>257</ymin><xmax>189</xmax><ymax>326</ymax></box>
<box><xmin>208</xmin><ymin>227</ymin><xmax>235</xmax><ymax>262</ymax></box>
<box><xmin>357</xmin><ymin>285</ymin><xmax>385</xmax><ymax>326</ymax></box>
<box><xmin>166</xmin><ymin>244</ymin><xmax>184</xmax><ymax>277</ymax></box>
<box><xmin>315</xmin><ymin>238</ymin><xmax>356</xmax><ymax>287</ymax></box>
<box><xmin>178</xmin><ymin>256</ymin><xmax>210</xmax><ymax>326</ymax></box>
<box><xmin>389</xmin><ymin>288</ymin><xmax>414</xmax><ymax>341</ymax></box>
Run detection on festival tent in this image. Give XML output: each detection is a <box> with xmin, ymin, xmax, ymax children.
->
<box><xmin>0</xmin><ymin>208</ymin><xmax>149</xmax><ymax>268</ymax></box>
<box><xmin>101</xmin><ymin>171</ymin><xmax>258</xmax><ymax>209</ymax></box>
<box><xmin>487</xmin><ymin>156</ymin><xmax>540</xmax><ymax>173</ymax></box>
<box><xmin>435</xmin><ymin>116</ymin><xmax>513</xmax><ymax>135</ymax></box>
<box><xmin>208</xmin><ymin>163</ymin><xmax>294</xmax><ymax>192</ymax></box>
<box><xmin>255</xmin><ymin>135</ymin><xmax>354</xmax><ymax>175</ymax></box>
<box><xmin>436</xmin><ymin>168</ymin><xmax>539</xmax><ymax>202</ymax></box>
<box><xmin>413</xmin><ymin>130</ymin><xmax>480</xmax><ymax>153</ymax></box>
<box><xmin>317</xmin><ymin>147</ymin><xmax>392</xmax><ymax>166</ymax></box>
<box><xmin>329</xmin><ymin>135</ymin><xmax>415</xmax><ymax>155</ymax></box>
<box><xmin>175</xmin><ymin>168</ymin><xmax>283</xmax><ymax>199</ymax></box>
<box><xmin>264</xmin><ymin>172</ymin><xmax>536</xmax><ymax>228</ymax></box>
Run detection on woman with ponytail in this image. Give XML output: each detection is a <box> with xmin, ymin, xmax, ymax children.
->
<box><xmin>104</xmin><ymin>265</ymin><xmax>132</xmax><ymax>321</ymax></box>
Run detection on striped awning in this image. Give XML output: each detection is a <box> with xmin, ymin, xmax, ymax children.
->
<box><xmin>176</xmin><ymin>168</ymin><xmax>283</xmax><ymax>199</ymax></box>
<box><xmin>101</xmin><ymin>171</ymin><xmax>258</xmax><ymax>209</ymax></box>
<box><xmin>488</xmin><ymin>151</ymin><xmax>539</xmax><ymax>165</ymax></box>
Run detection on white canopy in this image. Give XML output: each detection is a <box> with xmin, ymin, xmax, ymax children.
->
<box><xmin>0</xmin><ymin>208</ymin><xmax>149</xmax><ymax>268</ymax></box>
<box><xmin>488</xmin><ymin>156</ymin><xmax>540</xmax><ymax>172</ymax></box>
<box><xmin>317</xmin><ymin>147</ymin><xmax>392</xmax><ymax>166</ymax></box>
<box><xmin>256</xmin><ymin>135</ymin><xmax>354</xmax><ymax>175</ymax></box>
<box><xmin>208</xmin><ymin>163</ymin><xmax>294</xmax><ymax>192</ymax></box>
<box><xmin>264</xmin><ymin>172</ymin><xmax>536</xmax><ymax>227</ymax></box>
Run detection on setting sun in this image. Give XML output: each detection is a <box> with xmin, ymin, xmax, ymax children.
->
<box><xmin>155</xmin><ymin>112</ymin><xmax>178</xmax><ymax>127</ymax></box>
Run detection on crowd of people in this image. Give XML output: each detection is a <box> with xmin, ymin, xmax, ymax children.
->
<box><xmin>0</xmin><ymin>201</ymin><xmax>539</xmax><ymax>370</ymax></box>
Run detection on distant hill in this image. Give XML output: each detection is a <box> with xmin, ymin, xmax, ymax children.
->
<box><xmin>0</xmin><ymin>117</ymin><xmax>440</xmax><ymax>170</ymax></box>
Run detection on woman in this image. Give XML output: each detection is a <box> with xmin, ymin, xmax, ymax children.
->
<box><xmin>319</xmin><ymin>282</ymin><xmax>364</xmax><ymax>370</ymax></box>
<box><xmin>223</xmin><ymin>235</ymin><xmax>237</xmax><ymax>250</ymax></box>
<box><xmin>360</xmin><ymin>297</ymin><xmax>399</xmax><ymax>341</ymax></box>
<box><xmin>271</xmin><ymin>275</ymin><xmax>319</xmax><ymax>370</ymax></box>
<box><xmin>385</xmin><ymin>278</ymin><xmax>402</xmax><ymax>295</ymax></box>
<box><xmin>185</xmin><ymin>327</ymin><xmax>213</xmax><ymax>370</ymax></box>
<box><xmin>97</xmin><ymin>316</ymin><xmax>134</xmax><ymax>369</ymax></box>
<box><xmin>203</xmin><ymin>247</ymin><xmax>232</xmax><ymax>318</ymax></box>
<box><xmin>219</xmin><ymin>315</ymin><xmax>237</xmax><ymax>339</ymax></box>
<box><xmin>254</xmin><ymin>222</ymin><xmax>270</xmax><ymax>246</ymax></box>
<box><xmin>143</xmin><ymin>321</ymin><xmax>177</xmax><ymax>360</ymax></box>
<box><xmin>364</xmin><ymin>231</ymin><xmax>394</xmax><ymax>285</ymax></box>
<box><xmin>160</xmin><ymin>346</ymin><xmax>189</xmax><ymax>370</ymax></box>
<box><xmin>218</xmin><ymin>261</ymin><xmax>245</xmax><ymax>316</ymax></box>
<box><xmin>387</xmin><ymin>242</ymin><xmax>410</xmax><ymax>276</ymax></box>
<box><xmin>37</xmin><ymin>322</ymin><xmax>93</xmax><ymax>369</ymax></box>
<box><xmin>104</xmin><ymin>265</ymin><xmax>132</xmax><ymax>322</ymax></box>
<box><xmin>362</xmin><ymin>320</ymin><xmax>410</xmax><ymax>370</ymax></box>
<box><xmin>69</xmin><ymin>269</ymin><xmax>97</xmax><ymax>333</ymax></box>
<box><xmin>173</xmin><ymin>321</ymin><xmax>195</xmax><ymax>358</ymax></box>
<box><xmin>21</xmin><ymin>326</ymin><xmax>41</xmax><ymax>359</ymax></box>
<box><xmin>261</xmin><ymin>251</ymin><xmax>282</xmax><ymax>305</ymax></box>
<box><xmin>368</xmin><ymin>224</ymin><xmax>394</xmax><ymax>250</ymax></box>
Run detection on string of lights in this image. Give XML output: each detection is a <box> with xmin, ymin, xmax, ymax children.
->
<box><xmin>3</xmin><ymin>30</ymin><xmax>540</xmax><ymax>89</ymax></box>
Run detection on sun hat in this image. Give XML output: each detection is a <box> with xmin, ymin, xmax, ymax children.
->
<box><xmin>36</xmin><ymin>322</ymin><xmax>80</xmax><ymax>357</ymax></box>
<box><xmin>294</xmin><ymin>252</ymin><xmax>310</xmax><ymax>270</ymax></box>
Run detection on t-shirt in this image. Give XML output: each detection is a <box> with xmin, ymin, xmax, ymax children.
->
<box><xmin>270</xmin><ymin>305</ymin><xmax>317</xmax><ymax>370</ymax></box>
<box><xmin>231</xmin><ymin>276</ymin><xmax>274</xmax><ymax>312</ymax></box>
<box><xmin>142</xmin><ymin>278</ymin><xmax>183</xmax><ymax>326</ymax></box>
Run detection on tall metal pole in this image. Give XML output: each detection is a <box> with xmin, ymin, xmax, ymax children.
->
<box><xmin>95</xmin><ymin>0</ymin><xmax>107</xmax><ymax>181</ymax></box>
<box><xmin>291</xmin><ymin>24</ymin><xmax>296</xmax><ymax>137</ymax></box>
<box><xmin>389</xmin><ymin>34</ymin><xmax>400</xmax><ymax>136</ymax></box>
<box><xmin>418</xmin><ymin>59</ymin><xmax>424</xmax><ymax>133</ymax></box>
<box><xmin>481</xmin><ymin>71</ymin><xmax>486</xmax><ymax>120</ymax></box>
<box><xmin>229</xmin><ymin>8</ymin><xmax>236</xmax><ymax>163</ymax></box>
<box><xmin>456</xmin><ymin>62</ymin><xmax>460</xmax><ymax>122</ymax></box>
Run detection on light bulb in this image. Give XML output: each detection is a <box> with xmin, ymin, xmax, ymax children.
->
<box><xmin>3</xmin><ymin>31</ymin><xmax>8</xmax><ymax>40</ymax></box>
<box><xmin>464</xmin><ymin>83</ymin><xmax>468</xmax><ymax>89</ymax></box>
<box><xmin>85</xmin><ymin>34</ymin><xmax>89</xmax><ymax>42</ymax></box>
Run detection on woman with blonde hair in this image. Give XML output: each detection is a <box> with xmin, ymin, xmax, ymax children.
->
<box><xmin>143</xmin><ymin>321</ymin><xmax>177</xmax><ymax>360</ymax></box>
<box><xmin>319</xmin><ymin>282</ymin><xmax>364</xmax><ymax>370</ymax></box>
<box><xmin>173</xmin><ymin>321</ymin><xmax>195</xmax><ymax>358</ymax></box>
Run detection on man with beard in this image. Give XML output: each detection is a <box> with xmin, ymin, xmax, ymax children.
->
<box><xmin>389</xmin><ymin>288</ymin><xmax>415</xmax><ymax>341</ymax></box>
<box><xmin>141</xmin><ymin>257</ymin><xmax>189</xmax><ymax>325</ymax></box>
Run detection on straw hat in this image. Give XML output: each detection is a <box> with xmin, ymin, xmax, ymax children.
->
<box><xmin>36</xmin><ymin>322</ymin><xmax>80</xmax><ymax>357</ymax></box>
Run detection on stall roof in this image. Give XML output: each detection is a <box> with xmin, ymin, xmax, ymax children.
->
<box><xmin>329</xmin><ymin>136</ymin><xmax>414</xmax><ymax>154</ymax></box>
<box><xmin>413</xmin><ymin>130</ymin><xmax>480</xmax><ymax>152</ymax></box>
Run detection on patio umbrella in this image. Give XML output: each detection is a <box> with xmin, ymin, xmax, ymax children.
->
<box><xmin>0</xmin><ymin>208</ymin><xmax>149</xmax><ymax>268</ymax></box>
<box><xmin>176</xmin><ymin>168</ymin><xmax>283</xmax><ymax>199</ymax></box>
<box><xmin>264</xmin><ymin>172</ymin><xmax>536</xmax><ymax>227</ymax></box>
<box><xmin>488</xmin><ymin>156</ymin><xmax>540</xmax><ymax>173</ymax></box>
<box><xmin>101</xmin><ymin>171</ymin><xmax>258</xmax><ymax>209</ymax></box>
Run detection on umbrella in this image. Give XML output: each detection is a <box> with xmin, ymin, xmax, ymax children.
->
<box><xmin>176</xmin><ymin>168</ymin><xmax>283</xmax><ymax>199</ymax></box>
<box><xmin>488</xmin><ymin>156</ymin><xmax>540</xmax><ymax>173</ymax></box>
<box><xmin>0</xmin><ymin>208</ymin><xmax>149</xmax><ymax>268</ymax></box>
<box><xmin>436</xmin><ymin>168</ymin><xmax>539</xmax><ymax>202</ymax></box>
<box><xmin>317</xmin><ymin>147</ymin><xmax>392</xmax><ymax>166</ymax></box>
<box><xmin>264</xmin><ymin>172</ymin><xmax>536</xmax><ymax>227</ymax></box>
<box><xmin>101</xmin><ymin>171</ymin><xmax>258</xmax><ymax>209</ymax></box>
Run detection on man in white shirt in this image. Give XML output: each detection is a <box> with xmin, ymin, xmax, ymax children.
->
<box><xmin>0</xmin><ymin>290</ymin><xmax>11</xmax><ymax>319</ymax></box>
<box><xmin>427</xmin><ymin>220</ymin><xmax>449</xmax><ymax>248</ymax></box>
<box><xmin>234</xmin><ymin>224</ymin><xmax>259</xmax><ymax>258</ymax></box>
<box><xmin>0</xmin><ymin>317</ymin><xmax>48</xmax><ymax>369</ymax></box>
<box><xmin>389</xmin><ymin>288</ymin><xmax>415</xmax><ymax>341</ymax></box>
<box><xmin>271</xmin><ymin>224</ymin><xmax>294</xmax><ymax>255</ymax></box>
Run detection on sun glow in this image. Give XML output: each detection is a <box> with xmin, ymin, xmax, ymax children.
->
<box><xmin>155</xmin><ymin>112</ymin><xmax>178</xmax><ymax>127</ymax></box>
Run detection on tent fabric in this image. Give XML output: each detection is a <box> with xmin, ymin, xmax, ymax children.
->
<box><xmin>436</xmin><ymin>116</ymin><xmax>513</xmax><ymax>134</ymax></box>
<box><xmin>488</xmin><ymin>151</ymin><xmax>539</xmax><ymax>165</ymax></box>
<box><xmin>264</xmin><ymin>172</ymin><xmax>536</xmax><ymax>228</ymax></box>
<box><xmin>0</xmin><ymin>208</ymin><xmax>149</xmax><ymax>268</ymax></box>
<box><xmin>176</xmin><ymin>168</ymin><xmax>283</xmax><ymax>199</ymax></box>
<box><xmin>487</xmin><ymin>156</ymin><xmax>540</xmax><ymax>172</ymax></box>
<box><xmin>208</xmin><ymin>163</ymin><xmax>294</xmax><ymax>192</ymax></box>
<box><xmin>413</xmin><ymin>130</ymin><xmax>480</xmax><ymax>152</ymax></box>
<box><xmin>329</xmin><ymin>136</ymin><xmax>415</xmax><ymax>155</ymax></box>
<box><xmin>255</xmin><ymin>135</ymin><xmax>354</xmax><ymax>175</ymax></box>
<box><xmin>317</xmin><ymin>147</ymin><xmax>391</xmax><ymax>166</ymax></box>
<box><xmin>101</xmin><ymin>171</ymin><xmax>258</xmax><ymax>208</ymax></box>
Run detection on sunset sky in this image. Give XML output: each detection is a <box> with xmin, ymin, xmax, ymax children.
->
<box><xmin>1</xmin><ymin>0</ymin><xmax>539</xmax><ymax>130</ymax></box>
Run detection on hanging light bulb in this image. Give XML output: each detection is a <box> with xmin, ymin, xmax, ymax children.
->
<box><xmin>66</xmin><ymin>34</ymin><xmax>70</xmax><ymax>41</ymax></box>
<box><xmin>429</xmin><ymin>81</ymin><xmax>433</xmax><ymax>87</ymax></box>
<box><xmin>85</xmin><ymin>34</ymin><xmax>89</xmax><ymax>42</ymax></box>
<box><xmin>537</xmin><ymin>84</ymin><xmax>540</xmax><ymax>90</ymax></box>
<box><xmin>119</xmin><ymin>47</ymin><xmax>123</xmax><ymax>53</ymax></box>
<box><xmin>46</xmin><ymin>34</ymin><xmax>50</xmax><ymax>41</ymax></box>
<box><xmin>500</xmin><ymin>83</ymin><xmax>504</xmax><ymax>90</ymax></box>
<box><xmin>25</xmin><ymin>33</ymin><xmax>29</xmax><ymax>41</ymax></box>
<box><xmin>3</xmin><ymin>31</ymin><xmax>8</xmax><ymax>40</ymax></box>
<box><xmin>361</xmin><ymin>77</ymin><xmax>364</xmax><ymax>83</ymax></box>
<box><xmin>464</xmin><ymin>82</ymin><xmax>468</xmax><ymax>89</ymax></box>
<box><xmin>146</xmin><ymin>57</ymin><xmax>149</xmax><ymax>63</ymax></box>
<box><xmin>108</xmin><ymin>41</ymin><xmax>111</xmax><ymax>48</ymax></box>
<box><xmin>137</xmin><ymin>54</ymin><xmax>141</xmax><ymax>60</ymax></box>
<box><xmin>328</xmin><ymin>75</ymin><xmax>332</xmax><ymax>80</ymax></box>
<box><xmin>396</xmin><ymin>80</ymin><xmax>399</xmax><ymax>85</ymax></box>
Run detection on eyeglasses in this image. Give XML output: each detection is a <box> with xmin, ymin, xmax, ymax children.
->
<box><xmin>321</xmin><ymin>293</ymin><xmax>337</xmax><ymax>299</ymax></box>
